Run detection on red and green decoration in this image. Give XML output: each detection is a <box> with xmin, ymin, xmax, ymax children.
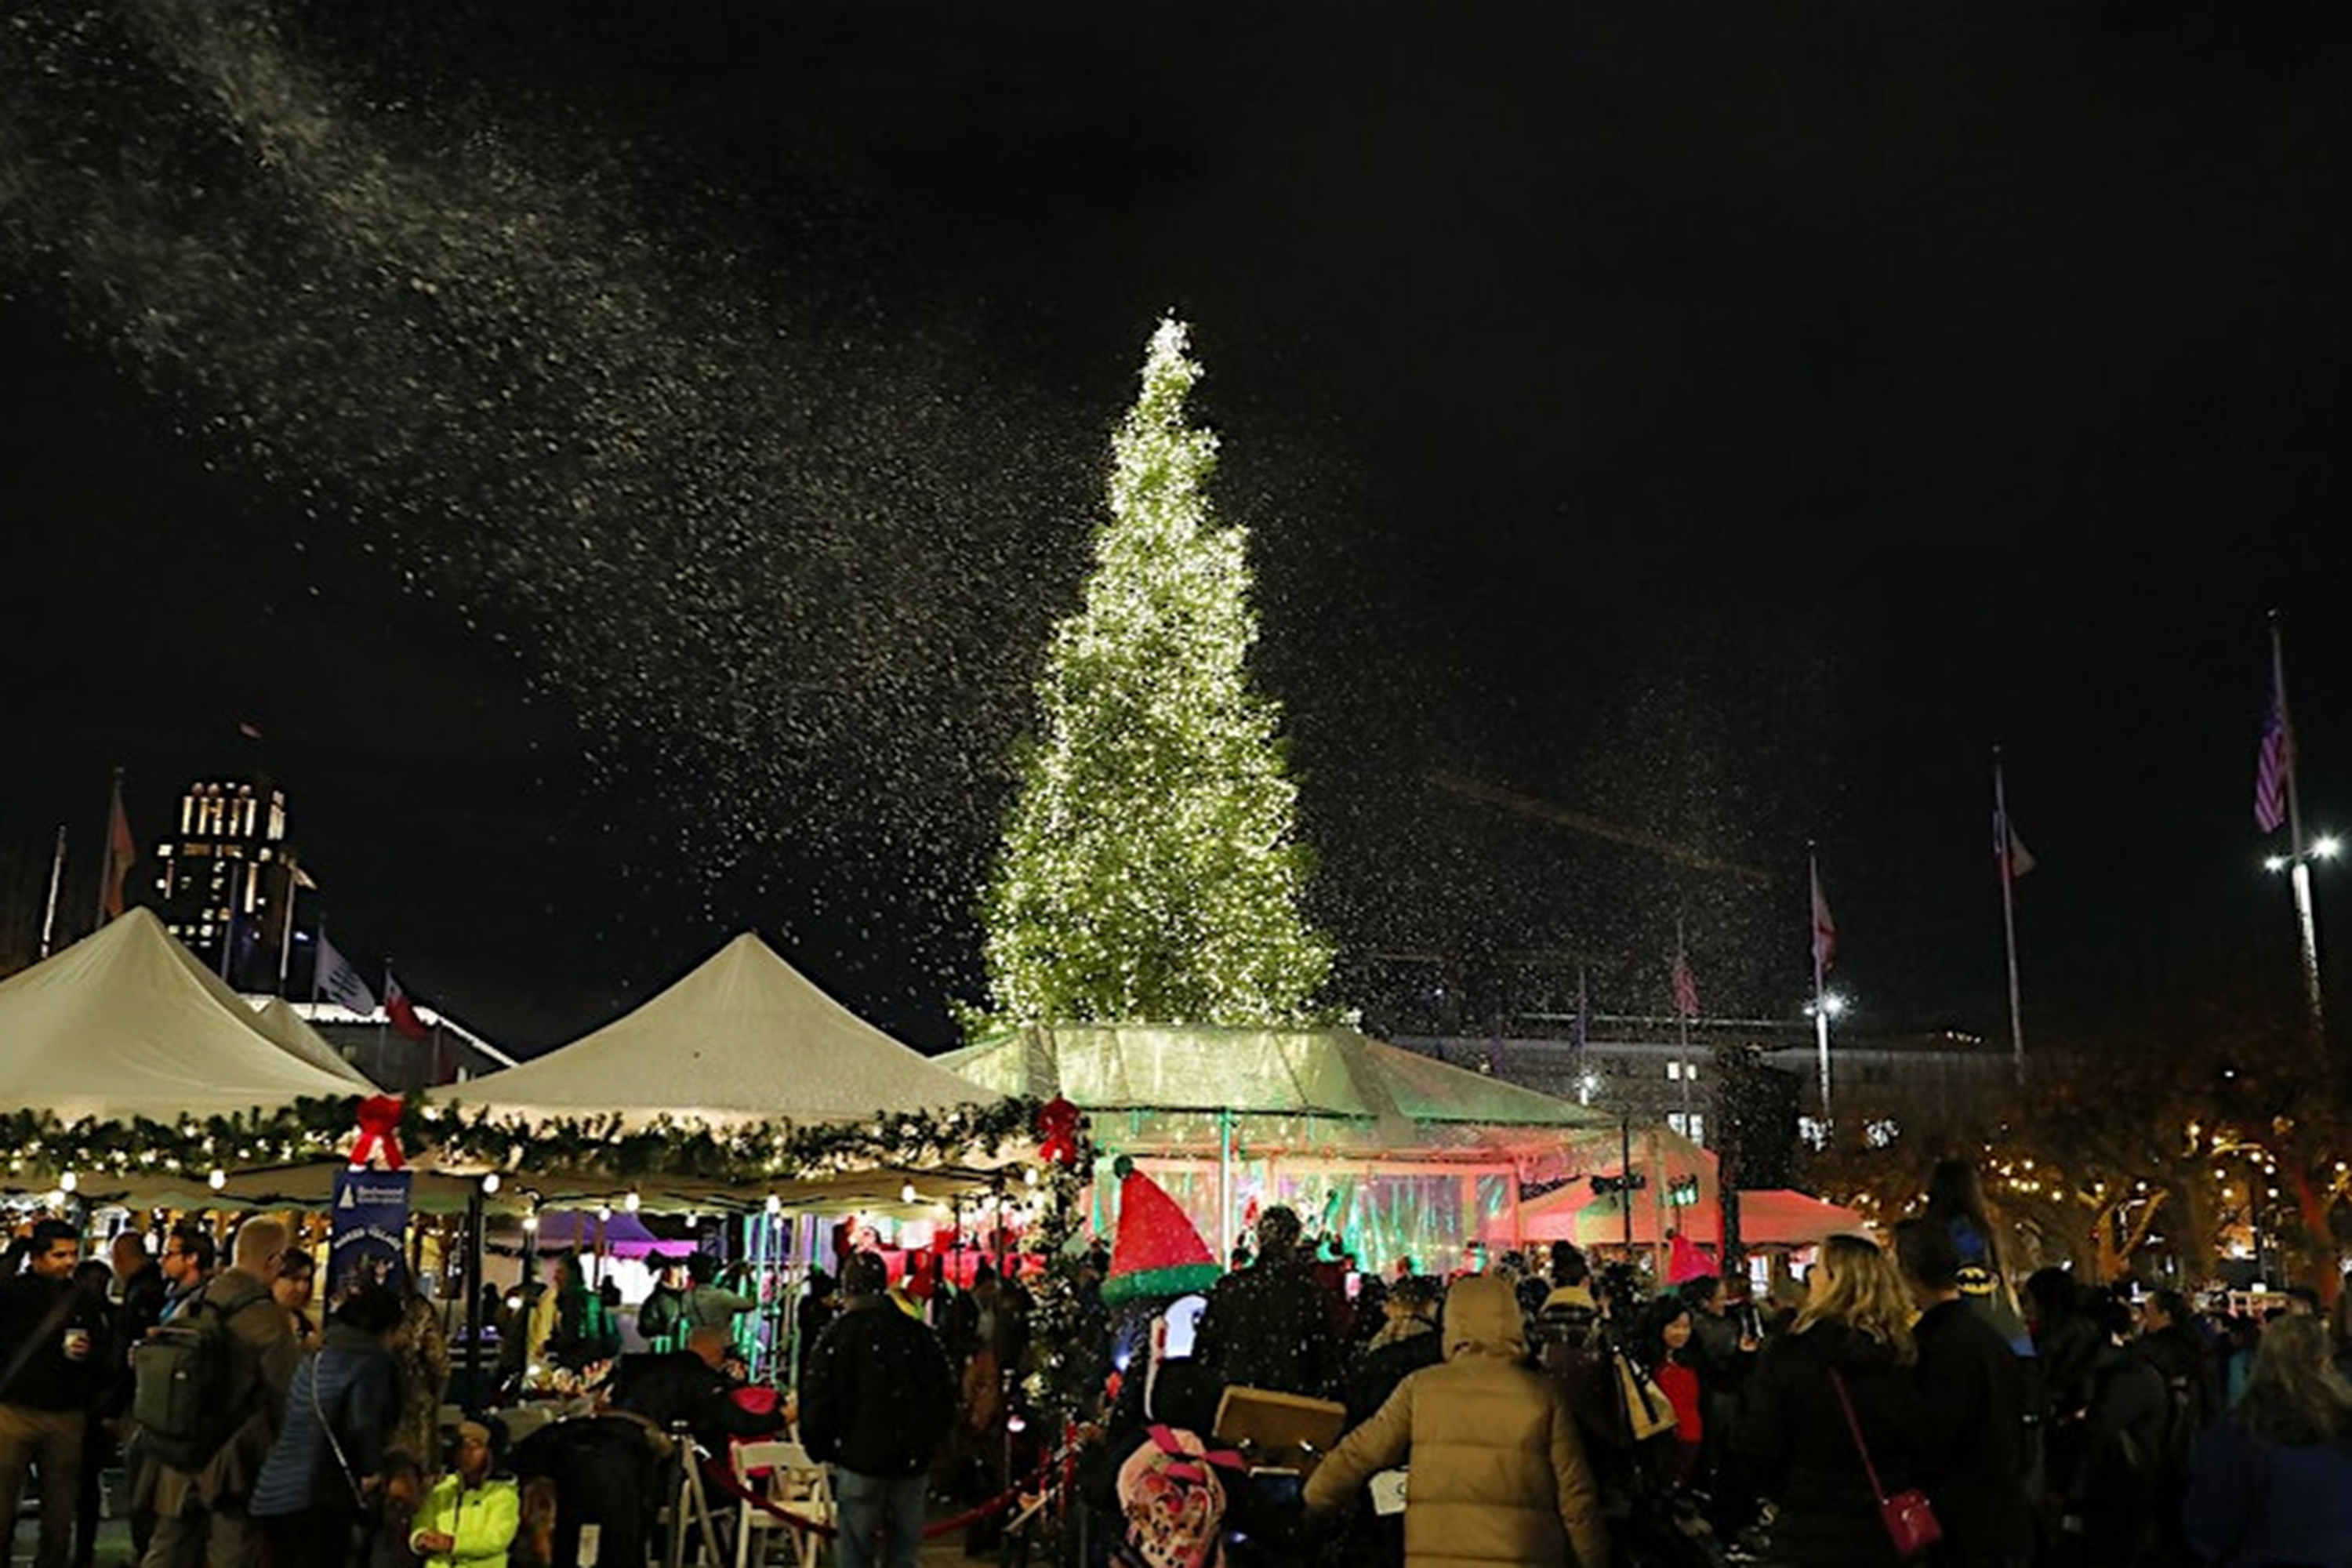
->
<box><xmin>1018</xmin><ymin>1096</ymin><xmax>1104</xmax><ymax>1424</ymax></box>
<box><xmin>0</xmin><ymin>1094</ymin><xmax>1044</xmax><ymax>1192</ymax></box>
<box><xmin>1102</xmin><ymin>1155</ymin><xmax>1219</xmax><ymax>1305</ymax></box>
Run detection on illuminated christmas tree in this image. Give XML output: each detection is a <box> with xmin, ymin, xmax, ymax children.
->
<box><xmin>978</xmin><ymin>317</ymin><xmax>1333</xmax><ymax>1028</ymax></box>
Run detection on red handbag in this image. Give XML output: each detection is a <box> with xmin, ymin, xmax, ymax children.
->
<box><xmin>1830</xmin><ymin>1368</ymin><xmax>1944</xmax><ymax>1559</ymax></box>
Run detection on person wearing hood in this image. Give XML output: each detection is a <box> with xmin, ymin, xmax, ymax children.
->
<box><xmin>1305</xmin><ymin>1272</ymin><xmax>1607</xmax><ymax>1568</ymax></box>
<box><xmin>1734</xmin><ymin>1232</ymin><xmax>1933</xmax><ymax>1567</ymax></box>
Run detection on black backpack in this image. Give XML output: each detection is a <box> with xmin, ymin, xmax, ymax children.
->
<box><xmin>130</xmin><ymin>1284</ymin><xmax>273</xmax><ymax>1470</ymax></box>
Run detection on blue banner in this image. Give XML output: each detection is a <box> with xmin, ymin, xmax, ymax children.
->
<box><xmin>329</xmin><ymin>1167</ymin><xmax>412</xmax><ymax>1302</ymax></box>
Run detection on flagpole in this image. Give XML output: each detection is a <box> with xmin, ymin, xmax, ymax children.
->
<box><xmin>38</xmin><ymin>826</ymin><xmax>67</xmax><ymax>960</ymax></box>
<box><xmin>1674</xmin><ymin>916</ymin><xmax>1693</xmax><ymax>1134</ymax></box>
<box><xmin>1810</xmin><ymin>848</ymin><xmax>1832</xmax><ymax>1130</ymax></box>
<box><xmin>275</xmin><ymin>860</ymin><xmax>299</xmax><ymax>996</ymax></box>
<box><xmin>312</xmin><ymin>913</ymin><xmax>328</xmax><ymax>1004</ymax></box>
<box><xmin>2272</xmin><ymin>612</ymin><xmax>2325</xmax><ymax>1042</ymax></box>
<box><xmin>92</xmin><ymin>766</ymin><xmax>124</xmax><ymax>930</ymax></box>
<box><xmin>1994</xmin><ymin>750</ymin><xmax>2027</xmax><ymax>1084</ymax></box>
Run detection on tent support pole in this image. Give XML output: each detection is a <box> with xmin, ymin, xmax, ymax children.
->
<box><xmin>1221</xmin><ymin>1112</ymin><xmax>1235</xmax><ymax>1266</ymax></box>
<box><xmin>1621</xmin><ymin>1112</ymin><xmax>1633</xmax><ymax>1252</ymax></box>
<box><xmin>463</xmin><ymin>1180</ymin><xmax>485</xmax><ymax>1414</ymax></box>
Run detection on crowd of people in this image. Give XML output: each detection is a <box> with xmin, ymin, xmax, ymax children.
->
<box><xmin>0</xmin><ymin>1215</ymin><xmax>491</xmax><ymax>1568</ymax></box>
<box><xmin>16</xmin><ymin>1171</ymin><xmax>2352</xmax><ymax>1568</ymax></box>
<box><xmin>1046</xmin><ymin>1162</ymin><xmax>2352</xmax><ymax>1568</ymax></box>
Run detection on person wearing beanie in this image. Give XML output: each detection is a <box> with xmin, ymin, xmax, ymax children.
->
<box><xmin>1345</xmin><ymin>1275</ymin><xmax>1445</xmax><ymax>1425</ymax></box>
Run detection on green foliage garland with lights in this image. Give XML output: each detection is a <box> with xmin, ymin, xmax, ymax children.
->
<box><xmin>1014</xmin><ymin>1109</ymin><xmax>1102</xmax><ymax>1430</ymax></box>
<box><xmin>975</xmin><ymin>316</ymin><xmax>1334</xmax><ymax>1030</ymax></box>
<box><xmin>0</xmin><ymin>1095</ymin><xmax>1042</xmax><ymax>1192</ymax></box>
<box><xmin>420</xmin><ymin>1096</ymin><xmax>1041</xmax><ymax>1183</ymax></box>
<box><xmin>0</xmin><ymin>1098</ymin><xmax>366</xmax><ymax>1185</ymax></box>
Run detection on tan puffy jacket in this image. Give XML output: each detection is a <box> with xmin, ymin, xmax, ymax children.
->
<box><xmin>1304</xmin><ymin>1274</ymin><xmax>1606</xmax><ymax>1568</ymax></box>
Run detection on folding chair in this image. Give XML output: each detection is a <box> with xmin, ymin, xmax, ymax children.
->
<box><xmin>730</xmin><ymin>1439</ymin><xmax>834</xmax><ymax>1568</ymax></box>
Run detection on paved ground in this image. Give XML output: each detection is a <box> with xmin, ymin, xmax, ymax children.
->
<box><xmin>16</xmin><ymin>1489</ymin><xmax>1024</xmax><ymax>1568</ymax></box>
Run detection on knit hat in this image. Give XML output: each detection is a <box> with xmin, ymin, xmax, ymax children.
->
<box><xmin>1103</xmin><ymin>1156</ymin><xmax>1221</xmax><ymax>1306</ymax></box>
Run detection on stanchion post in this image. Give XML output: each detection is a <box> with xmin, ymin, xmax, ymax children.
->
<box><xmin>464</xmin><ymin>1178</ymin><xmax>486</xmax><ymax>1410</ymax></box>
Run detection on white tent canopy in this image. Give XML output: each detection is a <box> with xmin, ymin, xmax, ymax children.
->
<box><xmin>249</xmin><ymin>996</ymin><xmax>379</xmax><ymax>1090</ymax></box>
<box><xmin>444</xmin><ymin>931</ymin><xmax>1000</xmax><ymax>1129</ymax></box>
<box><xmin>0</xmin><ymin>909</ymin><xmax>372</xmax><ymax>1121</ymax></box>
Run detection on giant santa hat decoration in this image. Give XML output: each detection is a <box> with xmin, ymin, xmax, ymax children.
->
<box><xmin>1102</xmin><ymin>1156</ymin><xmax>1221</xmax><ymax>1305</ymax></box>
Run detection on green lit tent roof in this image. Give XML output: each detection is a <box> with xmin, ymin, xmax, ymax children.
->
<box><xmin>935</xmin><ymin>1023</ymin><xmax>1621</xmax><ymax>1165</ymax></box>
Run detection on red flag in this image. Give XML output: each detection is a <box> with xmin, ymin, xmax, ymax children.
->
<box><xmin>1670</xmin><ymin>952</ymin><xmax>1700</xmax><ymax>1019</ymax></box>
<box><xmin>2256</xmin><ymin>678</ymin><xmax>2292</xmax><ymax>833</ymax></box>
<box><xmin>1994</xmin><ymin>809</ymin><xmax>2036</xmax><ymax>884</ymax></box>
<box><xmin>384</xmin><ymin>969</ymin><xmax>432</xmax><ymax>1041</ymax></box>
<box><xmin>1809</xmin><ymin>861</ymin><xmax>1837</xmax><ymax>975</ymax></box>
<box><xmin>101</xmin><ymin>775</ymin><xmax>136</xmax><ymax>921</ymax></box>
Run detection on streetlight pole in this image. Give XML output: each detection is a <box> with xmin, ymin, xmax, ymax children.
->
<box><xmin>2260</xmin><ymin>612</ymin><xmax>2330</xmax><ymax>1046</ymax></box>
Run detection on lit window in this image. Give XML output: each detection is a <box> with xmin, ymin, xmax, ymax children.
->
<box><xmin>1668</xmin><ymin>1112</ymin><xmax>1707</xmax><ymax>1144</ymax></box>
<box><xmin>1666</xmin><ymin>1062</ymin><xmax>1680</xmax><ymax>1081</ymax></box>
<box><xmin>1798</xmin><ymin>1116</ymin><xmax>1828</xmax><ymax>1150</ymax></box>
<box><xmin>1864</xmin><ymin>1119</ymin><xmax>1900</xmax><ymax>1149</ymax></box>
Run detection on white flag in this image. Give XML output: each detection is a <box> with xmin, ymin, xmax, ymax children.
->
<box><xmin>314</xmin><ymin>935</ymin><xmax>379</xmax><ymax>1014</ymax></box>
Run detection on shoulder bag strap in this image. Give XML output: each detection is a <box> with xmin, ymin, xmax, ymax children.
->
<box><xmin>1828</xmin><ymin>1367</ymin><xmax>1891</xmax><ymax>1505</ymax></box>
<box><xmin>311</xmin><ymin>1352</ymin><xmax>365</xmax><ymax>1504</ymax></box>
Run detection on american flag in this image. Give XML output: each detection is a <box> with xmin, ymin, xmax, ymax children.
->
<box><xmin>1671</xmin><ymin>951</ymin><xmax>1700</xmax><ymax>1018</ymax></box>
<box><xmin>2256</xmin><ymin>680</ymin><xmax>2292</xmax><ymax>833</ymax></box>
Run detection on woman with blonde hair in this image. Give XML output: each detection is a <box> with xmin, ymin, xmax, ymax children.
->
<box><xmin>2183</xmin><ymin>1312</ymin><xmax>2352</xmax><ymax>1566</ymax></box>
<box><xmin>1734</xmin><ymin>1234</ymin><xmax>1933</xmax><ymax>1566</ymax></box>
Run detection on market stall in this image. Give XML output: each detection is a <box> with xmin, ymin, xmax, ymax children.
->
<box><xmin>936</xmin><ymin>1022</ymin><xmax>1701</xmax><ymax>1276</ymax></box>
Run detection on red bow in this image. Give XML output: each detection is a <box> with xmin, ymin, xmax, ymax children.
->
<box><xmin>1034</xmin><ymin>1095</ymin><xmax>1083</xmax><ymax>1169</ymax></box>
<box><xmin>349</xmin><ymin>1094</ymin><xmax>406</xmax><ymax>1170</ymax></box>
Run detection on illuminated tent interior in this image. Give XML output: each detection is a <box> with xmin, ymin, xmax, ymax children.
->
<box><xmin>937</xmin><ymin>1022</ymin><xmax>1708</xmax><ymax>1276</ymax></box>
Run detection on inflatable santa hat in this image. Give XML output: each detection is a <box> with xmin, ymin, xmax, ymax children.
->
<box><xmin>1102</xmin><ymin>1156</ymin><xmax>1222</xmax><ymax>1306</ymax></box>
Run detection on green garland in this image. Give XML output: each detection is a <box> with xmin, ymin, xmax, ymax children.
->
<box><xmin>1016</xmin><ymin>1113</ymin><xmax>1102</xmax><ymax>1427</ymax></box>
<box><xmin>0</xmin><ymin>1098</ymin><xmax>365</xmax><ymax>1185</ymax></box>
<box><xmin>0</xmin><ymin>1094</ymin><xmax>1042</xmax><ymax>1192</ymax></box>
<box><xmin>416</xmin><ymin>1095</ymin><xmax>1042</xmax><ymax>1183</ymax></box>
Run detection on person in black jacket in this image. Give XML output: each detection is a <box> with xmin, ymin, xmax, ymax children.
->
<box><xmin>798</xmin><ymin>1252</ymin><xmax>955</xmax><ymax>1568</ymax></box>
<box><xmin>1894</xmin><ymin>1218</ymin><xmax>2031</xmax><ymax>1568</ymax></box>
<box><xmin>0</xmin><ymin>1221</ymin><xmax>111</xmax><ymax>1568</ymax></box>
<box><xmin>2055</xmin><ymin>1291</ymin><xmax>2167</xmax><ymax>1568</ymax></box>
<box><xmin>70</xmin><ymin>1258</ymin><xmax>119</xmax><ymax>1568</ymax></box>
<box><xmin>611</xmin><ymin>1327</ymin><xmax>785</xmax><ymax>1454</ymax></box>
<box><xmin>1734</xmin><ymin>1232</ymin><xmax>1933</xmax><ymax>1567</ymax></box>
<box><xmin>1192</xmin><ymin>1206</ymin><xmax>1341</xmax><ymax>1400</ymax></box>
<box><xmin>1341</xmin><ymin>1273</ymin><xmax>1443</xmax><ymax>1425</ymax></box>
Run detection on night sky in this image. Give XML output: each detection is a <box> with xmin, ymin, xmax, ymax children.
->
<box><xmin>5</xmin><ymin>2</ymin><xmax>2350</xmax><ymax>1055</ymax></box>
